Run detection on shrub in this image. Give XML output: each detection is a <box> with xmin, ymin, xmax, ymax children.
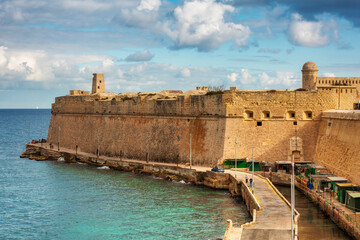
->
<box><xmin>122</xmin><ymin>96</ymin><xmax>132</xmax><ymax>101</ymax></box>
<box><xmin>206</xmin><ymin>90</ymin><xmax>224</xmax><ymax>95</ymax></box>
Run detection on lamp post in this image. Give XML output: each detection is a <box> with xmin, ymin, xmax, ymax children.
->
<box><xmin>291</xmin><ymin>154</ymin><xmax>295</xmax><ymax>240</ymax></box>
<box><xmin>252</xmin><ymin>144</ymin><xmax>254</xmax><ymax>192</ymax></box>
<box><xmin>189</xmin><ymin>134</ymin><xmax>192</xmax><ymax>169</ymax></box>
<box><xmin>235</xmin><ymin>138</ymin><xmax>237</xmax><ymax>177</ymax></box>
<box><xmin>58</xmin><ymin>126</ymin><xmax>60</xmax><ymax>151</ymax></box>
<box><xmin>146</xmin><ymin>134</ymin><xmax>149</xmax><ymax>163</ymax></box>
<box><xmin>97</xmin><ymin>132</ymin><xmax>100</xmax><ymax>158</ymax></box>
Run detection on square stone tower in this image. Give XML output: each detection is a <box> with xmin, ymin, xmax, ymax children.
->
<box><xmin>92</xmin><ymin>73</ymin><xmax>105</xmax><ymax>94</ymax></box>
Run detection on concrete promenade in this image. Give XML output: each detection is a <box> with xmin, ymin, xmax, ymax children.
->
<box><xmin>22</xmin><ymin>143</ymin><xmax>297</xmax><ymax>240</ymax></box>
<box><xmin>223</xmin><ymin>169</ymin><xmax>294</xmax><ymax>239</ymax></box>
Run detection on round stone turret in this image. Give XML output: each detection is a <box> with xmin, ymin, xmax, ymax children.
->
<box><xmin>302</xmin><ymin>61</ymin><xmax>318</xmax><ymax>91</ymax></box>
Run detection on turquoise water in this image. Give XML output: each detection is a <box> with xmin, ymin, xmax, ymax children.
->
<box><xmin>276</xmin><ymin>185</ymin><xmax>352</xmax><ymax>240</ymax></box>
<box><xmin>0</xmin><ymin>109</ymin><xmax>250</xmax><ymax>240</ymax></box>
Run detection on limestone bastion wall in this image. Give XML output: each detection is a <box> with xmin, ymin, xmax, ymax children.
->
<box><xmin>48</xmin><ymin>94</ymin><xmax>226</xmax><ymax>166</ymax></box>
<box><xmin>314</xmin><ymin>110</ymin><xmax>360</xmax><ymax>185</ymax></box>
<box><xmin>48</xmin><ymin>89</ymin><xmax>356</xmax><ymax>165</ymax></box>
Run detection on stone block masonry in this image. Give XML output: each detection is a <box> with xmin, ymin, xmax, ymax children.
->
<box><xmin>314</xmin><ymin>110</ymin><xmax>360</xmax><ymax>185</ymax></box>
<box><xmin>47</xmin><ymin>88</ymin><xmax>357</xmax><ymax>166</ymax></box>
<box><xmin>48</xmin><ymin>113</ymin><xmax>226</xmax><ymax>166</ymax></box>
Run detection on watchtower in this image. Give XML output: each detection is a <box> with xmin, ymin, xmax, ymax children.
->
<box><xmin>302</xmin><ymin>61</ymin><xmax>318</xmax><ymax>91</ymax></box>
<box><xmin>92</xmin><ymin>73</ymin><xmax>105</xmax><ymax>94</ymax></box>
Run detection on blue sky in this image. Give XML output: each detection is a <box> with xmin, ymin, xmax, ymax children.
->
<box><xmin>0</xmin><ymin>0</ymin><xmax>359</xmax><ymax>108</ymax></box>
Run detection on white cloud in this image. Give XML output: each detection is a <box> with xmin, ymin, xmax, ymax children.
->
<box><xmin>323</xmin><ymin>72</ymin><xmax>335</xmax><ymax>77</ymax></box>
<box><xmin>287</xmin><ymin>13</ymin><xmax>338</xmax><ymax>47</ymax></box>
<box><xmin>114</xmin><ymin>0</ymin><xmax>161</xmax><ymax>28</ymax></box>
<box><xmin>239</xmin><ymin>68</ymin><xmax>256</xmax><ymax>84</ymax></box>
<box><xmin>180</xmin><ymin>68</ymin><xmax>191</xmax><ymax>78</ymax></box>
<box><xmin>137</xmin><ymin>0</ymin><xmax>161</xmax><ymax>11</ymax></box>
<box><xmin>259</xmin><ymin>71</ymin><xmax>296</xmax><ymax>87</ymax></box>
<box><xmin>163</xmin><ymin>0</ymin><xmax>251</xmax><ymax>51</ymax></box>
<box><xmin>125</xmin><ymin>50</ymin><xmax>154</xmax><ymax>62</ymax></box>
<box><xmin>0</xmin><ymin>46</ymin><xmax>8</xmax><ymax>66</ymax></box>
<box><xmin>227</xmin><ymin>72</ymin><xmax>238</xmax><ymax>82</ymax></box>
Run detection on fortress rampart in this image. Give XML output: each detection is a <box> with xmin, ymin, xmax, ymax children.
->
<box><xmin>47</xmin><ymin>62</ymin><xmax>359</xmax><ymax>175</ymax></box>
<box><xmin>314</xmin><ymin>110</ymin><xmax>360</xmax><ymax>185</ymax></box>
<box><xmin>47</xmin><ymin>89</ymin><xmax>357</xmax><ymax>166</ymax></box>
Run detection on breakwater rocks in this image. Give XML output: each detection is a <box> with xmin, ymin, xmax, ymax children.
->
<box><xmin>21</xmin><ymin>143</ymin><xmax>234</xmax><ymax>190</ymax></box>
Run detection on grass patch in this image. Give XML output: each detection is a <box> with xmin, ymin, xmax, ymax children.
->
<box><xmin>205</xmin><ymin>90</ymin><xmax>224</xmax><ymax>95</ymax></box>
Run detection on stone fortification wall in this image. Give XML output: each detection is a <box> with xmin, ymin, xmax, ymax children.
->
<box><xmin>314</xmin><ymin>110</ymin><xmax>360</xmax><ymax>185</ymax></box>
<box><xmin>317</xmin><ymin>77</ymin><xmax>360</xmax><ymax>98</ymax></box>
<box><xmin>48</xmin><ymin>89</ymin><xmax>356</xmax><ymax>166</ymax></box>
<box><xmin>48</xmin><ymin>114</ymin><xmax>226</xmax><ymax>166</ymax></box>
<box><xmin>52</xmin><ymin>93</ymin><xmax>225</xmax><ymax>117</ymax></box>
<box><xmin>48</xmin><ymin>93</ymin><xmax>227</xmax><ymax>166</ymax></box>
<box><xmin>221</xmin><ymin>90</ymin><xmax>352</xmax><ymax>162</ymax></box>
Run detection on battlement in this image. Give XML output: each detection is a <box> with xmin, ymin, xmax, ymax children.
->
<box><xmin>53</xmin><ymin>86</ymin><xmax>357</xmax><ymax>121</ymax></box>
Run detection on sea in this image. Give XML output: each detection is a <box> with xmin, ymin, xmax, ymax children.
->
<box><xmin>0</xmin><ymin>109</ymin><xmax>250</xmax><ymax>240</ymax></box>
<box><xmin>0</xmin><ymin>109</ymin><xmax>351</xmax><ymax>240</ymax></box>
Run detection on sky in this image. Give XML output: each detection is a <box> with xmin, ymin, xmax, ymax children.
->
<box><xmin>0</xmin><ymin>0</ymin><xmax>359</xmax><ymax>108</ymax></box>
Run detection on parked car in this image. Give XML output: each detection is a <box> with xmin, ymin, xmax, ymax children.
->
<box><xmin>211</xmin><ymin>166</ymin><xmax>225</xmax><ymax>173</ymax></box>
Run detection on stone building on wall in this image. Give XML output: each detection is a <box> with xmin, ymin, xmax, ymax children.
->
<box><xmin>302</xmin><ymin>61</ymin><xmax>360</xmax><ymax>99</ymax></box>
<box><xmin>50</xmin><ymin>62</ymin><xmax>360</xmax><ymax>183</ymax></box>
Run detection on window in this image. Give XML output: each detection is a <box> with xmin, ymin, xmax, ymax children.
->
<box><xmin>245</xmin><ymin>110</ymin><xmax>254</xmax><ymax>119</ymax></box>
<box><xmin>304</xmin><ymin>111</ymin><xmax>312</xmax><ymax>120</ymax></box>
<box><xmin>328</xmin><ymin>122</ymin><xmax>332</xmax><ymax>127</ymax></box>
<box><xmin>257</xmin><ymin>121</ymin><xmax>262</xmax><ymax>126</ymax></box>
<box><xmin>263</xmin><ymin>111</ymin><xmax>270</xmax><ymax>119</ymax></box>
<box><xmin>287</xmin><ymin>111</ymin><xmax>296</xmax><ymax>120</ymax></box>
<box><xmin>293</xmin><ymin>121</ymin><xmax>297</xmax><ymax>125</ymax></box>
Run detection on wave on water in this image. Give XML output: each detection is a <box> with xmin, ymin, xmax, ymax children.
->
<box><xmin>97</xmin><ymin>166</ymin><xmax>110</xmax><ymax>170</ymax></box>
<box><xmin>57</xmin><ymin>157</ymin><xmax>65</xmax><ymax>162</ymax></box>
<box><xmin>173</xmin><ymin>180</ymin><xmax>190</xmax><ymax>184</ymax></box>
<box><xmin>76</xmin><ymin>162</ymin><xmax>87</xmax><ymax>165</ymax></box>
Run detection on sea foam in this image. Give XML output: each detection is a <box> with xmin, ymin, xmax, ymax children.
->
<box><xmin>97</xmin><ymin>166</ymin><xmax>110</xmax><ymax>170</ymax></box>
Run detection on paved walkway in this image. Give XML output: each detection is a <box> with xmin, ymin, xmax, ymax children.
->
<box><xmin>223</xmin><ymin>170</ymin><xmax>293</xmax><ymax>240</ymax></box>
